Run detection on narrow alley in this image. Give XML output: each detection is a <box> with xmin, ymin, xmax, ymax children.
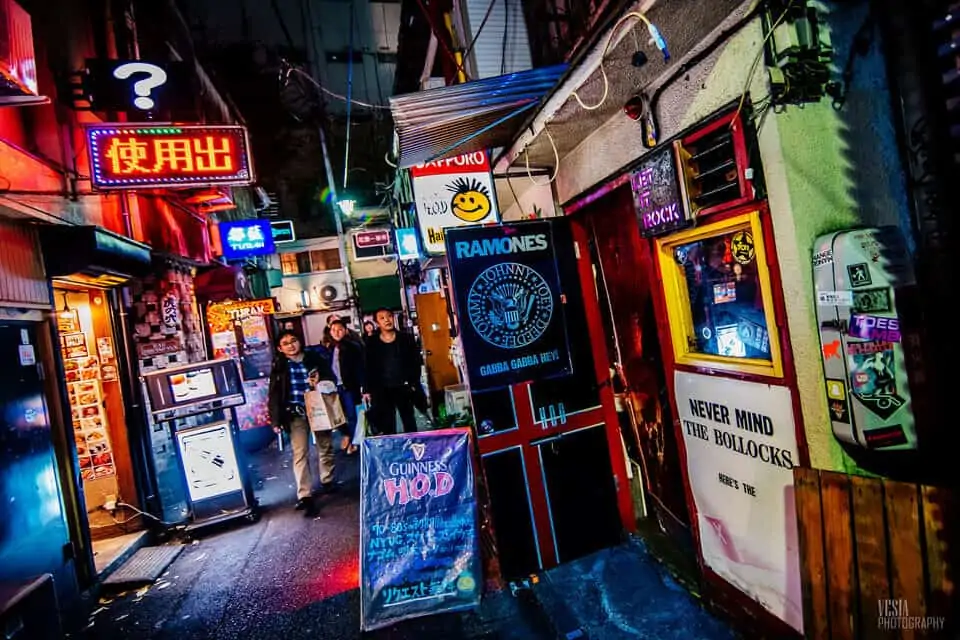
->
<box><xmin>67</xmin><ymin>444</ymin><xmax>734</xmax><ymax>640</ymax></box>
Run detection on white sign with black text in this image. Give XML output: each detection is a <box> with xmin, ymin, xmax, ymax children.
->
<box><xmin>674</xmin><ymin>372</ymin><xmax>803</xmax><ymax>633</ymax></box>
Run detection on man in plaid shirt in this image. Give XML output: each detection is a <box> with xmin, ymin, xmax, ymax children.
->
<box><xmin>268</xmin><ymin>330</ymin><xmax>337</xmax><ymax>517</ymax></box>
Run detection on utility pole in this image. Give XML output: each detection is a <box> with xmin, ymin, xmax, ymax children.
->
<box><xmin>300</xmin><ymin>0</ymin><xmax>355</xmax><ymax>309</ymax></box>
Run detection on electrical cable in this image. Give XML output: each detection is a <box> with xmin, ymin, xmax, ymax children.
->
<box><xmin>290</xmin><ymin>68</ymin><xmax>391</xmax><ymax>110</ymax></box>
<box><xmin>570</xmin><ymin>11</ymin><xmax>670</xmax><ymax>112</ymax></box>
<box><xmin>646</xmin><ymin>0</ymin><xmax>768</xmax><ymax>144</ymax></box>
<box><xmin>730</xmin><ymin>0</ymin><xmax>795</xmax><ymax>128</ymax></box>
<box><xmin>412</xmin><ymin>0</ymin><xmax>472</xmax><ymax>82</ymax></box>
<box><xmin>462</xmin><ymin>0</ymin><xmax>497</xmax><ymax>61</ymax></box>
<box><xmin>524</xmin><ymin>127</ymin><xmax>560</xmax><ymax>185</ymax></box>
<box><xmin>501</xmin><ymin>0</ymin><xmax>510</xmax><ymax>75</ymax></box>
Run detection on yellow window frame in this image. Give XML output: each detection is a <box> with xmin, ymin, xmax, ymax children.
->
<box><xmin>655</xmin><ymin>210</ymin><xmax>784</xmax><ymax>379</ymax></box>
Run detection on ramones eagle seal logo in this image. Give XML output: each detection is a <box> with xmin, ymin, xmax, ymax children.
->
<box><xmin>467</xmin><ymin>262</ymin><xmax>553</xmax><ymax>349</ymax></box>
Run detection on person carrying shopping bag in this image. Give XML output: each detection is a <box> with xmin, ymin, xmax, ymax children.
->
<box><xmin>328</xmin><ymin>318</ymin><xmax>366</xmax><ymax>454</ymax></box>
<box><xmin>268</xmin><ymin>330</ymin><xmax>337</xmax><ymax>518</ymax></box>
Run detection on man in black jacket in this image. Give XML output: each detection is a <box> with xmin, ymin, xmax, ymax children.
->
<box><xmin>268</xmin><ymin>330</ymin><xmax>337</xmax><ymax>517</ymax></box>
<box><xmin>363</xmin><ymin>308</ymin><xmax>427</xmax><ymax>434</ymax></box>
<box><xmin>329</xmin><ymin>318</ymin><xmax>365</xmax><ymax>453</ymax></box>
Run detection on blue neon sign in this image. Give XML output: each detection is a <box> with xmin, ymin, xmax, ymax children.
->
<box><xmin>220</xmin><ymin>219</ymin><xmax>275</xmax><ymax>260</ymax></box>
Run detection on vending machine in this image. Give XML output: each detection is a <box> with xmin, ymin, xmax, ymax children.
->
<box><xmin>813</xmin><ymin>226</ymin><xmax>919</xmax><ymax>451</ymax></box>
<box><xmin>142</xmin><ymin>359</ymin><xmax>258</xmax><ymax>531</ymax></box>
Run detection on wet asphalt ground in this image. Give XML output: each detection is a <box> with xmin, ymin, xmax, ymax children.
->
<box><xmin>67</xmin><ymin>435</ymin><xmax>556</xmax><ymax>640</ymax></box>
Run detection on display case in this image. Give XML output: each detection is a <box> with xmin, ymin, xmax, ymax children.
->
<box><xmin>656</xmin><ymin>210</ymin><xmax>783</xmax><ymax>378</ymax></box>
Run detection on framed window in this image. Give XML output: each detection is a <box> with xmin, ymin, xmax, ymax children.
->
<box><xmin>656</xmin><ymin>211</ymin><xmax>783</xmax><ymax>378</ymax></box>
<box><xmin>280</xmin><ymin>253</ymin><xmax>299</xmax><ymax>275</ymax></box>
<box><xmin>278</xmin><ymin>249</ymin><xmax>343</xmax><ymax>275</ymax></box>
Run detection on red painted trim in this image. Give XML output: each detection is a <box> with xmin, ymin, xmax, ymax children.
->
<box><xmin>563</xmin><ymin>172</ymin><xmax>632</xmax><ymax>216</ymax></box>
<box><xmin>570</xmin><ymin>217</ymin><xmax>637</xmax><ymax>533</ymax></box>
<box><xmin>512</xmin><ymin>382</ymin><xmax>558</xmax><ymax>568</ymax></box>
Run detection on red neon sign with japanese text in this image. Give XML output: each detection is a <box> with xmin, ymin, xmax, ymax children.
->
<box><xmin>86</xmin><ymin>125</ymin><xmax>254</xmax><ymax>190</ymax></box>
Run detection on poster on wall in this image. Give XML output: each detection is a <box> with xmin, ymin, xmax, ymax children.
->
<box><xmin>411</xmin><ymin>151</ymin><xmax>500</xmax><ymax>255</ymax></box>
<box><xmin>673</xmin><ymin>372</ymin><xmax>802</xmax><ymax>633</ymax></box>
<box><xmin>444</xmin><ymin>221</ymin><xmax>572</xmax><ymax>392</ymax></box>
<box><xmin>359</xmin><ymin>430</ymin><xmax>480</xmax><ymax>631</ymax></box>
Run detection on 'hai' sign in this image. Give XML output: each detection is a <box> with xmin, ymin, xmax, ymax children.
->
<box><xmin>631</xmin><ymin>141</ymin><xmax>691</xmax><ymax>237</ymax></box>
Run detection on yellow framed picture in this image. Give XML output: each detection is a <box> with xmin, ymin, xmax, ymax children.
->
<box><xmin>656</xmin><ymin>210</ymin><xmax>784</xmax><ymax>379</ymax></box>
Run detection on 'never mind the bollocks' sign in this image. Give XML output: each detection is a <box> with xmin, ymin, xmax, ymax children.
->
<box><xmin>445</xmin><ymin>221</ymin><xmax>572</xmax><ymax>391</ymax></box>
<box><xmin>360</xmin><ymin>430</ymin><xmax>481</xmax><ymax>631</ymax></box>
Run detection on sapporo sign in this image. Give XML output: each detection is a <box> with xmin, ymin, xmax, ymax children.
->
<box><xmin>444</xmin><ymin>221</ymin><xmax>572</xmax><ymax>392</ymax></box>
<box><xmin>411</xmin><ymin>151</ymin><xmax>500</xmax><ymax>255</ymax></box>
<box><xmin>360</xmin><ymin>430</ymin><xmax>480</xmax><ymax>631</ymax></box>
<box><xmin>86</xmin><ymin>124</ymin><xmax>254</xmax><ymax>190</ymax></box>
<box><xmin>673</xmin><ymin>372</ymin><xmax>803</xmax><ymax>633</ymax></box>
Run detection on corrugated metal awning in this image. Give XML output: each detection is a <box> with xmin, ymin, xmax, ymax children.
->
<box><xmin>390</xmin><ymin>65</ymin><xmax>568</xmax><ymax>168</ymax></box>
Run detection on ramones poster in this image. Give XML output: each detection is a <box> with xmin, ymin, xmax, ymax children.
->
<box><xmin>445</xmin><ymin>221</ymin><xmax>572</xmax><ymax>391</ymax></box>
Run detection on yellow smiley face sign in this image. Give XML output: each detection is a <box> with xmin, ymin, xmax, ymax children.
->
<box><xmin>448</xmin><ymin>178</ymin><xmax>492</xmax><ymax>223</ymax></box>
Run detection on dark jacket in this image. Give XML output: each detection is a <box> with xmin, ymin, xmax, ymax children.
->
<box><xmin>267</xmin><ymin>347</ymin><xmax>335</xmax><ymax>430</ymax></box>
<box><xmin>364</xmin><ymin>330</ymin><xmax>423</xmax><ymax>393</ymax></box>
<box><xmin>332</xmin><ymin>338</ymin><xmax>366</xmax><ymax>396</ymax></box>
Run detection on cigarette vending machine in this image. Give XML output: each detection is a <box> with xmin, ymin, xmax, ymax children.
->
<box><xmin>143</xmin><ymin>358</ymin><xmax>258</xmax><ymax>531</ymax></box>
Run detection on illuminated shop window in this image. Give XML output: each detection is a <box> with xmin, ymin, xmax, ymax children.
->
<box><xmin>279</xmin><ymin>249</ymin><xmax>343</xmax><ymax>276</ymax></box>
<box><xmin>657</xmin><ymin>211</ymin><xmax>783</xmax><ymax>378</ymax></box>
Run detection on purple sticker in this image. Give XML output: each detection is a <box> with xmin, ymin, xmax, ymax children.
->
<box><xmin>848</xmin><ymin>314</ymin><xmax>901</xmax><ymax>343</ymax></box>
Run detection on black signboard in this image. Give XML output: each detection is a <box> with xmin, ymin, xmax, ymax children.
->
<box><xmin>631</xmin><ymin>141</ymin><xmax>691</xmax><ymax>237</ymax></box>
<box><xmin>360</xmin><ymin>430</ymin><xmax>481</xmax><ymax>631</ymax></box>
<box><xmin>82</xmin><ymin>59</ymin><xmax>193</xmax><ymax>114</ymax></box>
<box><xmin>445</xmin><ymin>221</ymin><xmax>572</xmax><ymax>391</ymax></box>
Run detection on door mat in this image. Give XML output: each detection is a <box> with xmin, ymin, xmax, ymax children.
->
<box><xmin>101</xmin><ymin>546</ymin><xmax>184</xmax><ymax>587</ymax></box>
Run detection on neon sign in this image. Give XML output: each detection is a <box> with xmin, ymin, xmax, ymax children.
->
<box><xmin>219</xmin><ymin>220</ymin><xmax>274</xmax><ymax>261</ymax></box>
<box><xmin>86</xmin><ymin>124</ymin><xmax>254</xmax><ymax>190</ymax></box>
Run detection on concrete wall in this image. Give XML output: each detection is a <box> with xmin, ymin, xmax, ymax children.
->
<box><xmin>548</xmin><ymin>2</ymin><xmax>911</xmax><ymax>472</ymax></box>
<box><xmin>495</xmin><ymin>177</ymin><xmax>559</xmax><ymax>222</ymax></box>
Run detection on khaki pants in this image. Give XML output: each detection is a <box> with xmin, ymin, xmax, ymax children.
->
<box><xmin>289</xmin><ymin>416</ymin><xmax>335</xmax><ymax>499</ymax></box>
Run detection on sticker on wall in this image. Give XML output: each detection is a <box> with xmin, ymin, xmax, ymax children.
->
<box><xmin>730</xmin><ymin>231</ymin><xmax>755</xmax><ymax>264</ymax></box>
<box><xmin>162</xmin><ymin>292</ymin><xmax>180</xmax><ymax>328</ymax></box>
<box><xmin>847</xmin><ymin>263</ymin><xmax>872</xmax><ymax>287</ymax></box>
<box><xmin>701</xmin><ymin>326</ymin><xmax>712</xmax><ymax>340</ymax></box>
<box><xmin>851</xmin><ymin>288</ymin><xmax>891</xmax><ymax>314</ymax></box>
<box><xmin>812</xmin><ymin>249</ymin><xmax>833</xmax><ymax>267</ymax></box>
<box><xmin>825</xmin><ymin>378</ymin><xmax>850</xmax><ymax>424</ymax></box>
<box><xmin>848</xmin><ymin>314</ymin><xmax>901</xmax><ymax>343</ymax></box>
<box><xmin>18</xmin><ymin>344</ymin><xmax>35</xmax><ymax>366</ymax></box>
<box><xmin>713</xmin><ymin>281</ymin><xmax>737</xmax><ymax>304</ymax></box>
<box><xmin>848</xmin><ymin>348</ymin><xmax>905</xmax><ymax>420</ymax></box>
<box><xmin>817</xmin><ymin>290</ymin><xmax>853</xmax><ymax>306</ymax></box>
<box><xmin>846</xmin><ymin>340</ymin><xmax>895</xmax><ymax>356</ymax></box>
<box><xmin>20</xmin><ymin>329</ymin><xmax>29</xmax><ymax>345</ymax></box>
<box><xmin>822</xmin><ymin>339</ymin><xmax>841</xmax><ymax>360</ymax></box>
<box><xmin>864</xmin><ymin>425</ymin><xmax>908</xmax><ymax>449</ymax></box>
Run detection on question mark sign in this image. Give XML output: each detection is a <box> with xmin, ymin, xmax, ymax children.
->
<box><xmin>113</xmin><ymin>62</ymin><xmax>168</xmax><ymax>110</ymax></box>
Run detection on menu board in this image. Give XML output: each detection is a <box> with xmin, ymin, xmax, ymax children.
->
<box><xmin>65</xmin><ymin>355</ymin><xmax>116</xmax><ymax>480</ymax></box>
<box><xmin>359</xmin><ymin>430</ymin><xmax>481</xmax><ymax>631</ymax></box>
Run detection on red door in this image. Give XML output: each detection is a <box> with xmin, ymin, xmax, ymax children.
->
<box><xmin>471</xmin><ymin>218</ymin><xmax>635</xmax><ymax>577</ymax></box>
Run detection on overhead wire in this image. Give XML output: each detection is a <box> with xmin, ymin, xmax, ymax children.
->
<box><xmin>524</xmin><ymin>127</ymin><xmax>560</xmax><ymax>186</ymax></box>
<box><xmin>290</xmin><ymin>68</ymin><xmax>390</xmax><ymax>110</ymax></box>
<box><xmin>570</xmin><ymin>11</ymin><xmax>670</xmax><ymax>111</ymax></box>
<box><xmin>462</xmin><ymin>0</ymin><xmax>497</xmax><ymax>61</ymax></box>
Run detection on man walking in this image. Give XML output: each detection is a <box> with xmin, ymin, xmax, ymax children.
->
<box><xmin>363</xmin><ymin>308</ymin><xmax>427</xmax><ymax>434</ymax></box>
<box><xmin>268</xmin><ymin>330</ymin><xmax>337</xmax><ymax>517</ymax></box>
<box><xmin>329</xmin><ymin>318</ymin><xmax>365</xmax><ymax>454</ymax></box>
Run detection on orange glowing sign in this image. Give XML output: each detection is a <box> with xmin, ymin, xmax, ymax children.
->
<box><xmin>86</xmin><ymin>124</ymin><xmax>254</xmax><ymax>190</ymax></box>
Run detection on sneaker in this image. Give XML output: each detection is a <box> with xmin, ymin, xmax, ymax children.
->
<box><xmin>304</xmin><ymin>502</ymin><xmax>319</xmax><ymax>518</ymax></box>
<box><xmin>295</xmin><ymin>498</ymin><xmax>310</xmax><ymax>511</ymax></box>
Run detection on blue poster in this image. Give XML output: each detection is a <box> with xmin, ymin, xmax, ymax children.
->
<box><xmin>360</xmin><ymin>429</ymin><xmax>481</xmax><ymax>631</ymax></box>
<box><xmin>444</xmin><ymin>221</ymin><xmax>573</xmax><ymax>391</ymax></box>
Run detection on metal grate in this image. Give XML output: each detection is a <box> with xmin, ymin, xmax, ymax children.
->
<box><xmin>101</xmin><ymin>546</ymin><xmax>184</xmax><ymax>586</ymax></box>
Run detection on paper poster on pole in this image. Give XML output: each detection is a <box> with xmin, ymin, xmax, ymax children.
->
<box><xmin>673</xmin><ymin>371</ymin><xmax>803</xmax><ymax>633</ymax></box>
<box><xmin>411</xmin><ymin>151</ymin><xmax>500</xmax><ymax>255</ymax></box>
<box><xmin>359</xmin><ymin>429</ymin><xmax>481</xmax><ymax>631</ymax></box>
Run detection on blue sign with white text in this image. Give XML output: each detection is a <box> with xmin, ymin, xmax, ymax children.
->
<box><xmin>359</xmin><ymin>429</ymin><xmax>481</xmax><ymax>631</ymax></box>
<box><xmin>220</xmin><ymin>219</ymin><xmax>274</xmax><ymax>260</ymax></box>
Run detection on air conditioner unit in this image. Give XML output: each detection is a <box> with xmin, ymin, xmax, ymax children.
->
<box><xmin>273</xmin><ymin>271</ymin><xmax>349</xmax><ymax>312</ymax></box>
